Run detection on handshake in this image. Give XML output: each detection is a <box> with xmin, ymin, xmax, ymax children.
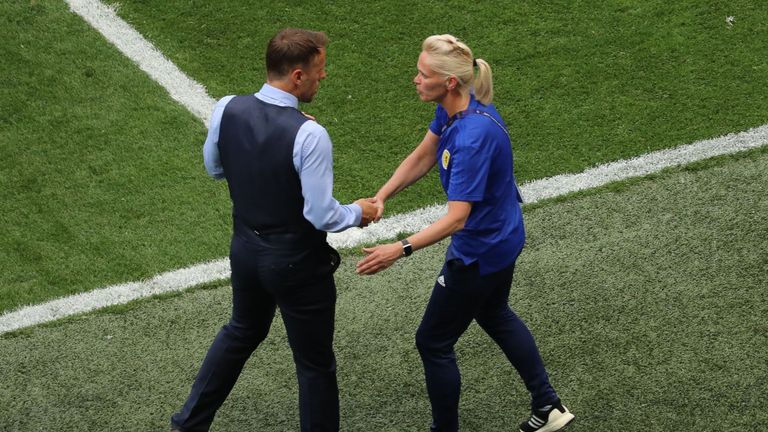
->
<box><xmin>354</xmin><ymin>197</ymin><xmax>384</xmax><ymax>228</ymax></box>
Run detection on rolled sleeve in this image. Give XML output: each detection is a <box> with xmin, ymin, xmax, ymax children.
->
<box><xmin>294</xmin><ymin>121</ymin><xmax>361</xmax><ymax>232</ymax></box>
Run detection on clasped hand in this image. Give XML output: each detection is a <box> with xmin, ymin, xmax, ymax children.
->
<box><xmin>354</xmin><ymin>197</ymin><xmax>384</xmax><ymax>227</ymax></box>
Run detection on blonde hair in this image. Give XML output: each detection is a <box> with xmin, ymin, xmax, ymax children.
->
<box><xmin>421</xmin><ymin>34</ymin><xmax>493</xmax><ymax>105</ymax></box>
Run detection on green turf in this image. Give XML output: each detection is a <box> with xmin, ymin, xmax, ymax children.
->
<box><xmin>0</xmin><ymin>0</ymin><xmax>232</xmax><ymax>312</ymax></box>
<box><xmin>103</xmin><ymin>0</ymin><xmax>768</xmax><ymax>207</ymax></box>
<box><xmin>2</xmin><ymin>149</ymin><xmax>765</xmax><ymax>431</ymax></box>
<box><xmin>3</xmin><ymin>0</ymin><xmax>768</xmax><ymax>313</ymax></box>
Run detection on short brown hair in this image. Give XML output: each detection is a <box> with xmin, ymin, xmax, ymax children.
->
<box><xmin>266</xmin><ymin>28</ymin><xmax>329</xmax><ymax>79</ymax></box>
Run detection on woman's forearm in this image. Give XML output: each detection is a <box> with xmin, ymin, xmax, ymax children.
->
<box><xmin>376</xmin><ymin>152</ymin><xmax>435</xmax><ymax>201</ymax></box>
<box><xmin>376</xmin><ymin>130</ymin><xmax>439</xmax><ymax>202</ymax></box>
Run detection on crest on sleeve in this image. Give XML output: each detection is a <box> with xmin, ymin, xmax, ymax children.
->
<box><xmin>441</xmin><ymin>149</ymin><xmax>451</xmax><ymax>170</ymax></box>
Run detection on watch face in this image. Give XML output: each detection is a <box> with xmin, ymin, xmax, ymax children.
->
<box><xmin>401</xmin><ymin>239</ymin><xmax>413</xmax><ymax>256</ymax></box>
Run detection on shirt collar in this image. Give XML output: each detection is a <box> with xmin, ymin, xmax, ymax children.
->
<box><xmin>441</xmin><ymin>94</ymin><xmax>481</xmax><ymax>133</ymax></box>
<box><xmin>255</xmin><ymin>83</ymin><xmax>299</xmax><ymax>108</ymax></box>
<box><xmin>467</xmin><ymin>93</ymin><xmax>479</xmax><ymax>109</ymax></box>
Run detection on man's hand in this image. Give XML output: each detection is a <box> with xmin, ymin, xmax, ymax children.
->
<box><xmin>356</xmin><ymin>242</ymin><xmax>403</xmax><ymax>275</ymax></box>
<box><xmin>301</xmin><ymin>111</ymin><xmax>316</xmax><ymax>121</ymax></box>
<box><xmin>355</xmin><ymin>197</ymin><xmax>379</xmax><ymax>227</ymax></box>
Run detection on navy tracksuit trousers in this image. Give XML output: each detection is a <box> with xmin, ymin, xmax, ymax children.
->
<box><xmin>417</xmin><ymin>259</ymin><xmax>558</xmax><ymax>431</ymax></box>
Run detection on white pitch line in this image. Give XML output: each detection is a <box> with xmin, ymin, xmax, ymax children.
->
<box><xmin>3</xmin><ymin>1</ymin><xmax>766</xmax><ymax>334</ymax></box>
<box><xmin>0</xmin><ymin>260</ymin><xmax>230</xmax><ymax>334</ymax></box>
<box><xmin>2</xmin><ymin>123</ymin><xmax>766</xmax><ymax>334</ymax></box>
<box><xmin>330</xmin><ymin>124</ymin><xmax>768</xmax><ymax>248</ymax></box>
<box><xmin>65</xmin><ymin>0</ymin><xmax>216</xmax><ymax>126</ymax></box>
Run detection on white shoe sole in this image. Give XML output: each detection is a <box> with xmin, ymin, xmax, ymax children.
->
<box><xmin>520</xmin><ymin>409</ymin><xmax>575</xmax><ymax>432</ymax></box>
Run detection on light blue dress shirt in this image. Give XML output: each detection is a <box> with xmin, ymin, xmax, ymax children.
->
<box><xmin>203</xmin><ymin>84</ymin><xmax>362</xmax><ymax>233</ymax></box>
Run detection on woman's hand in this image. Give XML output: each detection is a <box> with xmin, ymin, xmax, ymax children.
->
<box><xmin>356</xmin><ymin>242</ymin><xmax>403</xmax><ymax>275</ymax></box>
<box><xmin>372</xmin><ymin>198</ymin><xmax>385</xmax><ymax>222</ymax></box>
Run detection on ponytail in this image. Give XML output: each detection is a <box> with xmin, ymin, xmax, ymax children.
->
<box><xmin>473</xmin><ymin>58</ymin><xmax>493</xmax><ymax>105</ymax></box>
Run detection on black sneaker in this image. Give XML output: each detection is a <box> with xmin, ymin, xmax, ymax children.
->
<box><xmin>519</xmin><ymin>400</ymin><xmax>575</xmax><ymax>432</ymax></box>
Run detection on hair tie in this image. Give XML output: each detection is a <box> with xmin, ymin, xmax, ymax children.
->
<box><xmin>472</xmin><ymin>59</ymin><xmax>478</xmax><ymax>67</ymax></box>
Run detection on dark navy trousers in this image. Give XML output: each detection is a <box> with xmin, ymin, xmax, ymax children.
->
<box><xmin>171</xmin><ymin>226</ymin><xmax>341</xmax><ymax>431</ymax></box>
<box><xmin>417</xmin><ymin>259</ymin><xmax>558</xmax><ymax>432</ymax></box>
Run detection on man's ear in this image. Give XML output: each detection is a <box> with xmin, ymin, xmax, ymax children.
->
<box><xmin>290</xmin><ymin>68</ymin><xmax>304</xmax><ymax>86</ymax></box>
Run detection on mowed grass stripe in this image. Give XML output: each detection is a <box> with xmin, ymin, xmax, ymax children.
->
<box><xmin>3</xmin><ymin>123</ymin><xmax>766</xmax><ymax>334</ymax></box>
<box><xmin>1</xmin><ymin>0</ymin><xmax>231</xmax><ymax>314</ymax></box>
<box><xmin>1</xmin><ymin>149</ymin><xmax>766</xmax><ymax>431</ymax></box>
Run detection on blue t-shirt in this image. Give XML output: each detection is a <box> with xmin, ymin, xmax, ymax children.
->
<box><xmin>428</xmin><ymin>96</ymin><xmax>525</xmax><ymax>275</ymax></box>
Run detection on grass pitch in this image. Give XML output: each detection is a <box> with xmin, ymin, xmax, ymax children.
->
<box><xmin>3</xmin><ymin>0</ymin><xmax>768</xmax><ymax>312</ymax></box>
<box><xmin>2</xmin><ymin>149</ymin><xmax>766</xmax><ymax>431</ymax></box>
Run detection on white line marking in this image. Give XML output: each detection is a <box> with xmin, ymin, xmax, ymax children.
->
<box><xmin>3</xmin><ymin>124</ymin><xmax>766</xmax><ymax>334</ymax></box>
<box><xmin>65</xmin><ymin>0</ymin><xmax>216</xmax><ymax>126</ymax></box>
<box><xmin>1</xmin><ymin>261</ymin><xmax>230</xmax><ymax>334</ymax></box>
<box><xmin>3</xmin><ymin>1</ymin><xmax>766</xmax><ymax>334</ymax></box>
<box><xmin>329</xmin><ymin>124</ymin><xmax>768</xmax><ymax>248</ymax></box>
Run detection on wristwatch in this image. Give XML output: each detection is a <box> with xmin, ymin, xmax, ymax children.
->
<box><xmin>400</xmin><ymin>239</ymin><xmax>413</xmax><ymax>257</ymax></box>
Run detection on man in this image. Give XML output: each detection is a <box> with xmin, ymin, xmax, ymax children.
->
<box><xmin>171</xmin><ymin>28</ymin><xmax>377</xmax><ymax>432</ymax></box>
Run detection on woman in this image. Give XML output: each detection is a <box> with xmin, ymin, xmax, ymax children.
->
<box><xmin>356</xmin><ymin>34</ymin><xmax>575</xmax><ymax>432</ymax></box>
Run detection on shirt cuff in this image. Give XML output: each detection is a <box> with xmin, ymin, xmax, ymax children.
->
<box><xmin>349</xmin><ymin>202</ymin><xmax>363</xmax><ymax>226</ymax></box>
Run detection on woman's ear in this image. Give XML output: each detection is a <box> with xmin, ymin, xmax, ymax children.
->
<box><xmin>446</xmin><ymin>76</ymin><xmax>458</xmax><ymax>91</ymax></box>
